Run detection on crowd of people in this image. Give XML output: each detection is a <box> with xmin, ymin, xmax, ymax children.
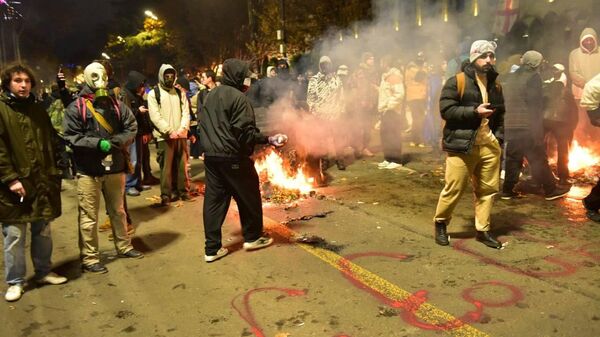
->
<box><xmin>1</xmin><ymin>25</ymin><xmax>600</xmax><ymax>302</ymax></box>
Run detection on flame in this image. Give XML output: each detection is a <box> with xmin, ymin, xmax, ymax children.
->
<box><xmin>254</xmin><ymin>149</ymin><xmax>314</xmax><ymax>194</ymax></box>
<box><xmin>568</xmin><ymin>141</ymin><xmax>599</xmax><ymax>172</ymax></box>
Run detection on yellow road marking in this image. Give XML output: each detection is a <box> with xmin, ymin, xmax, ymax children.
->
<box><xmin>264</xmin><ymin>217</ymin><xmax>489</xmax><ymax>337</ymax></box>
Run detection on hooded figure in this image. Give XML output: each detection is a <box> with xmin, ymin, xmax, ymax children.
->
<box><xmin>198</xmin><ymin>58</ymin><xmax>285</xmax><ymax>262</ymax></box>
<box><xmin>569</xmin><ymin>28</ymin><xmax>600</xmax><ymax>100</ymax></box>
<box><xmin>306</xmin><ymin>56</ymin><xmax>345</xmax><ymax>121</ymax></box>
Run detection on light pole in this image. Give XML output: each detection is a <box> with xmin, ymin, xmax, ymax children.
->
<box><xmin>144</xmin><ymin>10</ymin><xmax>158</xmax><ymax>20</ymax></box>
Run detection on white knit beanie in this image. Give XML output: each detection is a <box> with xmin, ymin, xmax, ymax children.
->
<box><xmin>469</xmin><ymin>40</ymin><xmax>497</xmax><ymax>63</ymax></box>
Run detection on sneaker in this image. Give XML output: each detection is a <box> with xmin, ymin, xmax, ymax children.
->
<box><xmin>409</xmin><ymin>142</ymin><xmax>417</xmax><ymax>147</ymax></box>
<box><xmin>141</xmin><ymin>185</ymin><xmax>152</xmax><ymax>191</ymax></box>
<box><xmin>361</xmin><ymin>148</ymin><xmax>374</xmax><ymax>157</ymax></box>
<box><xmin>160</xmin><ymin>195</ymin><xmax>170</xmax><ymax>206</ymax></box>
<box><xmin>385</xmin><ymin>162</ymin><xmax>403</xmax><ymax>169</ymax></box>
<box><xmin>378</xmin><ymin>160</ymin><xmax>390</xmax><ymax>168</ymax></box>
<box><xmin>126</xmin><ymin>188</ymin><xmax>141</xmax><ymax>197</ymax></box>
<box><xmin>243</xmin><ymin>236</ymin><xmax>274</xmax><ymax>251</ymax></box>
<box><xmin>545</xmin><ymin>186</ymin><xmax>570</xmax><ymax>201</ymax></box>
<box><xmin>418</xmin><ymin>143</ymin><xmax>426</xmax><ymax>148</ymax></box>
<box><xmin>204</xmin><ymin>247</ymin><xmax>229</xmax><ymax>263</ymax></box>
<box><xmin>118</xmin><ymin>249</ymin><xmax>144</xmax><ymax>259</ymax></box>
<box><xmin>4</xmin><ymin>284</ymin><xmax>24</xmax><ymax>302</ymax></box>
<box><xmin>500</xmin><ymin>191</ymin><xmax>523</xmax><ymax>200</ymax></box>
<box><xmin>82</xmin><ymin>263</ymin><xmax>108</xmax><ymax>274</ymax></box>
<box><xmin>99</xmin><ymin>218</ymin><xmax>111</xmax><ymax>232</ymax></box>
<box><xmin>36</xmin><ymin>272</ymin><xmax>68</xmax><ymax>285</ymax></box>
<box><xmin>336</xmin><ymin>160</ymin><xmax>346</xmax><ymax>170</ymax></box>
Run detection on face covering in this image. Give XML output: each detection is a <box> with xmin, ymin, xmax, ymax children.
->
<box><xmin>84</xmin><ymin>62</ymin><xmax>109</xmax><ymax>97</ymax></box>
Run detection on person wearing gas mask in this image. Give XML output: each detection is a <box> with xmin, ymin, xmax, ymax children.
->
<box><xmin>147</xmin><ymin>64</ymin><xmax>191</xmax><ymax>206</ymax></box>
<box><xmin>0</xmin><ymin>65</ymin><xmax>67</xmax><ymax>302</ymax></box>
<box><xmin>198</xmin><ymin>58</ymin><xmax>288</xmax><ymax>262</ymax></box>
<box><xmin>63</xmin><ymin>62</ymin><xmax>143</xmax><ymax>274</ymax></box>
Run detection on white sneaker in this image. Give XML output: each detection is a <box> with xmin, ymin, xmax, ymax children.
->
<box><xmin>5</xmin><ymin>284</ymin><xmax>24</xmax><ymax>302</ymax></box>
<box><xmin>36</xmin><ymin>272</ymin><xmax>68</xmax><ymax>285</ymax></box>
<box><xmin>377</xmin><ymin>160</ymin><xmax>390</xmax><ymax>168</ymax></box>
<box><xmin>243</xmin><ymin>237</ymin><xmax>274</xmax><ymax>251</ymax></box>
<box><xmin>385</xmin><ymin>162</ymin><xmax>403</xmax><ymax>169</ymax></box>
<box><xmin>204</xmin><ymin>247</ymin><xmax>229</xmax><ymax>263</ymax></box>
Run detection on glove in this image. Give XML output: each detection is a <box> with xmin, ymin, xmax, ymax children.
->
<box><xmin>268</xmin><ymin>134</ymin><xmax>288</xmax><ymax>147</ymax></box>
<box><xmin>98</xmin><ymin>139</ymin><xmax>111</xmax><ymax>153</ymax></box>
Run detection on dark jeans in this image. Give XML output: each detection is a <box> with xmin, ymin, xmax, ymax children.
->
<box><xmin>380</xmin><ymin>110</ymin><xmax>402</xmax><ymax>163</ymax></box>
<box><xmin>203</xmin><ymin>158</ymin><xmax>263</xmax><ymax>255</ymax></box>
<box><xmin>503</xmin><ymin>131</ymin><xmax>556</xmax><ymax>194</ymax></box>
<box><xmin>544</xmin><ymin>121</ymin><xmax>573</xmax><ymax>181</ymax></box>
<box><xmin>584</xmin><ymin>179</ymin><xmax>600</xmax><ymax>210</ymax></box>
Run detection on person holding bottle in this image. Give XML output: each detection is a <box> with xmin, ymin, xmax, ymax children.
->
<box><xmin>63</xmin><ymin>62</ymin><xmax>144</xmax><ymax>274</ymax></box>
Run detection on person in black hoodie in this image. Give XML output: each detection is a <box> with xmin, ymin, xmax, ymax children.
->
<box><xmin>122</xmin><ymin>70</ymin><xmax>158</xmax><ymax>194</ymax></box>
<box><xmin>63</xmin><ymin>62</ymin><xmax>144</xmax><ymax>274</ymax></box>
<box><xmin>433</xmin><ymin>40</ymin><xmax>505</xmax><ymax>249</ymax></box>
<box><xmin>198</xmin><ymin>58</ymin><xmax>287</xmax><ymax>262</ymax></box>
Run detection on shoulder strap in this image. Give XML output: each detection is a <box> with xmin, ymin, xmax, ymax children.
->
<box><xmin>85</xmin><ymin>99</ymin><xmax>114</xmax><ymax>134</ymax></box>
<box><xmin>154</xmin><ymin>86</ymin><xmax>161</xmax><ymax>106</ymax></box>
<box><xmin>456</xmin><ymin>72</ymin><xmax>465</xmax><ymax>100</ymax></box>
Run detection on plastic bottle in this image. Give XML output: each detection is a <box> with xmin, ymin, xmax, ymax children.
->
<box><xmin>101</xmin><ymin>154</ymin><xmax>113</xmax><ymax>171</ymax></box>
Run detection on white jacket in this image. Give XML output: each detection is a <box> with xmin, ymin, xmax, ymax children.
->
<box><xmin>148</xmin><ymin>64</ymin><xmax>190</xmax><ymax>141</ymax></box>
<box><xmin>378</xmin><ymin>67</ymin><xmax>405</xmax><ymax>113</ymax></box>
<box><xmin>581</xmin><ymin>72</ymin><xmax>600</xmax><ymax>110</ymax></box>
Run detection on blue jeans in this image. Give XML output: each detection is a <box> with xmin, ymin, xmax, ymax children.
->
<box><xmin>2</xmin><ymin>220</ymin><xmax>53</xmax><ymax>285</ymax></box>
<box><xmin>125</xmin><ymin>139</ymin><xmax>139</xmax><ymax>189</ymax></box>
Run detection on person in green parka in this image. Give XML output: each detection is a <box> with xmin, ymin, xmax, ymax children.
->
<box><xmin>0</xmin><ymin>64</ymin><xmax>67</xmax><ymax>302</ymax></box>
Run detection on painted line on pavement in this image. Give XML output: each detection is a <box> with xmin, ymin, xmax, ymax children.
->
<box><xmin>263</xmin><ymin>216</ymin><xmax>490</xmax><ymax>337</ymax></box>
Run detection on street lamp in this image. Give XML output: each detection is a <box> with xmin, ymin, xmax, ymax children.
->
<box><xmin>144</xmin><ymin>10</ymin><xmax>158</xmax><ymax>20</ymax></box>
<box><xmin>101</xmin><ymin>52</ymin><xmax>111</xmax><ymax>60</ymax></box>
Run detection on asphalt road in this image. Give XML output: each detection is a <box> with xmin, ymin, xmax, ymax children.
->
<box><xmin>1</xmin><ymin>146</ymin><xmax>599</xmax><ymax>337</ymax></box>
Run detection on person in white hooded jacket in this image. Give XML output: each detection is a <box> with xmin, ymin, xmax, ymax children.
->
<box><xmin>569</xmin><ymin>27</ymin><xmax>600</xmax><ymax>145</ymax></box>
<box><xmin>148</xmin><ymin>64</ymin><xmax>191</xmax><ymax>205</ymax></box>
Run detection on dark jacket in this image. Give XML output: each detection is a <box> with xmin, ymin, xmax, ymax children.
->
<box><xmin>122</xmin><ymin>71</ymin><xmax>153</xmax><ymax>136</ymax></box>
<box><xmin>63</xmin><ymin>85</ymin><xmax>137</xmax><ymax>176</ymax></box>
<box><xmin>503</xmin><ymin>66</ymin><xmax>544</xmax><ymax>140</ymax></box>
<box><xmin>0</xmin><ymin>93</ymin><xmax>63</xmax><ymax>223</ymax></box>
<box><xmin>439</xmin><ymin>64</ymin><xmax>505</xmax><ymax>153</ymax></box>
<box><xmin>198</xmin><ymin>58</ymin><xmax>268</xmax><ymax>159</ymax></box>
<box><xmin>543</xmin><ymin>80</ymin><xmax>577</xmax><ymax>129</ymax></box>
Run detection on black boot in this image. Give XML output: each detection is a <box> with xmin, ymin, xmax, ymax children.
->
<box><xmin>434</xmin><ymin>221</ymin><xmax>449</xmax><ymax>246</ymax></box>
<box><xmin>476</xmin><ymin>231</ymin><xmax>502</xmax><ymax>249</ymax></box>
<box><xmin>336</xmin><ymin>159</ymin><xmax>346</xmax><ymax>170</ymax></box>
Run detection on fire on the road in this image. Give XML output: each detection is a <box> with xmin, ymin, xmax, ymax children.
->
<box><xmin>568</xmin><ymin>141</ymin><xmax>599</xmax><ymax>173</ymax></box>
<box><xmin>254</xmin><ymin>148</ymin><xmax>314</xmax><ymax>195</ymax></box>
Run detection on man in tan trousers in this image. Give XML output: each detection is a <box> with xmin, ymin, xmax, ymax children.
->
<box><xmin>433</xmin><ymin>40</ymin><xmax>505</xmax><ymax>249</ymax></box>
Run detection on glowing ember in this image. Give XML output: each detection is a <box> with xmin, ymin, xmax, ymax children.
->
<box><xmin>568</xmin><ymin>141</ymin><xmax>599</xmax><ymax>172</ymax></box>
<box><xmin>254</xmin><ymin>148</ymin><xmax>314</xmax><ymax>195</ymax></box>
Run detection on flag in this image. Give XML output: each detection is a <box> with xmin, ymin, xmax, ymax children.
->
<box><xmin>493</xmin><ymin>0</ymin><xmax>520</xmax><ymax>36</ymax></box>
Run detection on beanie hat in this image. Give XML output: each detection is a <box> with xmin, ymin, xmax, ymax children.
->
<box><xmin>176</xmin><ymin>76</ymin><xmax>190</xmax><ymax>91</ymax></box>
<box><xmin>319</xmin><ymin>55</ymin><xmax>332</xmax><ymax>64</ymax></box>
<box><xmin>469</xmin><ymin>40</ymin><xmax>497</xmax><ymax>63</ymax></box>
<box><xmin>337</xmin><ymin>64</ymin><xmax>349</xmax><ymax>76</ymax></box>
<box><xmin>521</xmin><ymin>50</ymin><xmax>544</xmax><ymax>69</ymax></box>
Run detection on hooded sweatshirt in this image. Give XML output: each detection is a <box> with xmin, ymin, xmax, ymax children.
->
<box><xmin>198</xmin><ymin>58</ymin><xmax>268</xmax><ymax>159</ymax></box>
<box><xmin>307</xmin><ymin>59</ymin><xmax>345</xmax><ymax>120</ymax></box>
<box><xmin>569</xmin><ymin>28</ymin><xmax>600</xmax><ymax>99</ymax></box>
<box><xmin>123</xmin><ymin>70</ymin><xmax>153</xmax><ymax>136</ymax></box>
<box><xmin>147</xmin><ymin>64</ymin><xmax>190</xmax><ymax>140</ymax></box>
<box><xmin>581</xmin><ymin>73</ymin><xmax>600</xmax><ymax>111</ymax></box>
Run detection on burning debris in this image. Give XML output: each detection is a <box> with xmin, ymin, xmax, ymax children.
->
<box><xmin>254</xmin><ymin>148</ymin><xmax>315</xmax><ymax>203</ymax></box>
<box><xmin>293</xmin><ymin>234</ymin><xmax>346</xmax><ymax>253</ymax></box>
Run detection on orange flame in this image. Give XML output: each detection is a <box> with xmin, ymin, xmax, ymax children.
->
<box><xmin>568</xmin><ymin>141</ymin><xmax>599</xmax><ymax>172</ymax></box>
<box><xmin>254</xmin><ymin>149</ymin><xmax>314</xmax><ymax>194</ymax></box>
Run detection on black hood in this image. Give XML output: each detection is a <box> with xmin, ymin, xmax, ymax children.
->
<box><xmin>125</xmin><ymin>71</ymin><xmax>146</xmax><ymax>92</ymax></box>
<box><xmin>222</xmin><ymin>58</ymin><xmax>249</xmax><ymax>90</ymax></box>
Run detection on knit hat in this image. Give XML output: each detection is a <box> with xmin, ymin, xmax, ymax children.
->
<box><xmin>337</xmin><ymin>64</ymin><xmax>349</xmax><ymax>76</ymax></box>
<box><xmin>521</xmin><ymin>50</ymin><xmax>544</xmax><ymax>69</ymax></box>
<box><xmin>176</xmin><ymin>76</ymin><xmax>190</xmax><ymax>91</ymax></box>
<box><xmin>319</xmin><ymin>55</ymin><xmax>332</xmax><ymax>64</ymax></box>
<box><xmin>469</xmin><ymin>40</ymin><xmax>497</xmax><ymax>63</ymax></box>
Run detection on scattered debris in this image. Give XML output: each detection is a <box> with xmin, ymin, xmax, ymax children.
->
<box><xmin>116</xmin><ymin>310</ymin><xmax>134</xmax><ymax>319</ymax></box>
<box><xmin>377</xmin><ymin>306</ymin><xmax>399</xmax><ymax>317</ymax></box>
<box><xmin>357</xmin><ymin>201</ymin><xmax>365</xmax><ymax>204</ymax></box>
<box><xmin>372</xmin><ymin>202</ymin><xmax>379</xmax><ymax>205</ymax></box>
<box><xmin>293</xmin><ymin>234</ymin><xmax>346</xmax><ymax>253</ymax></box>
<box><xmin>283</xmin><ymin>211</ymin><xmax>334</xmax><ymax>224</ymax></box>
<box><xmin>275</xmin><ymin>333</ymin><xmax>291</xmax><ymax>337</ymax></box>
<box><xmin>546</xmin><ymin>245</ymin><xmax>555</xmax><ymax>249</ymax></box>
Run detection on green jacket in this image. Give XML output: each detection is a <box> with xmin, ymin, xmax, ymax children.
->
<box><xmin>0</xmin><ymin>93</ymin><xmax>63</xmax><ymax>223</ymax></box>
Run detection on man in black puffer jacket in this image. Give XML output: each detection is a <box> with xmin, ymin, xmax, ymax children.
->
<box><xmin>198</xmin><ymin>58</ymin><xmax>288</xmax><ymax>263</ymax></box>
<box><xmin>433</xmin><ymin>40</ymin><xmax>505</xmax><ymax>249</ymax></box>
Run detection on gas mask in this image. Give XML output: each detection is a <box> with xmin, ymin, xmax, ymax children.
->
<box><xmin>84</xmin><ymin>62</ymin><xmax>108</xmax><ymax>97</ymax></box>
<box><xmin>163</xmin><ymin>71</ymin><xmax>176</xmax><ymax>89</ymax></box>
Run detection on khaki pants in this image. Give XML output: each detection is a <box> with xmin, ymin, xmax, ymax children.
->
<box><xmin>434</xmin><ymin>140</ymin><xmax>501</xmax><ymax>231</ymax></box>
<box><xmin>77</xmin><ymin>173</ymin><xmax>133</xmax><ymax>266</ymax></box>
